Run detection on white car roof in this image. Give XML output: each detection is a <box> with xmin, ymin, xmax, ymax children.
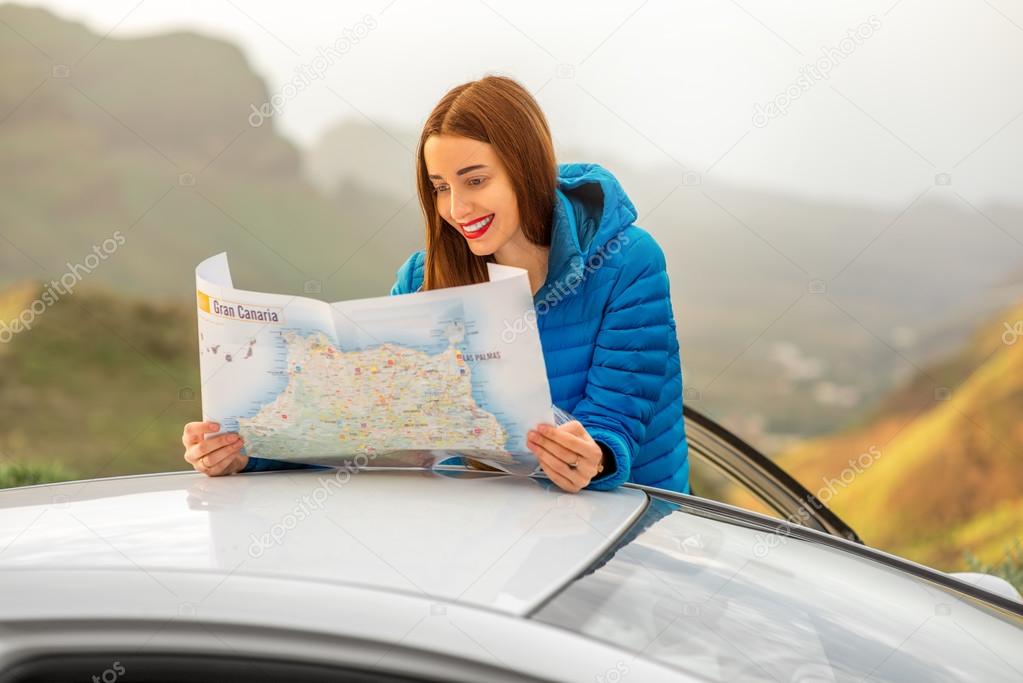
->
<box><xmin>0</xmin><ymin>468</ymin><xmax>647</xmax><ymax>617</ymax></box>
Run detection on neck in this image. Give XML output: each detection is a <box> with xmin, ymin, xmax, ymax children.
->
<box><xmin>493</xmin><ymin>232</ymin><xmax>550</xmax><ymax>297</ymax></box>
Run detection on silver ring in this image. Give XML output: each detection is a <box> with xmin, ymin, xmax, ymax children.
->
<box><xmin>568</xmin><ymin>458</ymin><xmax>579</xmax><ymax>470</ymax></box>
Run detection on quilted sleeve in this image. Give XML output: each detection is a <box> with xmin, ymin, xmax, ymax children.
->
<box><xmin>573</xmin><ymin>230</ymin><xmax>672</xmax><ymax>491</ymax></box>
<box><xmin>390</xmin><ymin>250</ymin><xmax>426</xmax><ymax>295</ymax></box>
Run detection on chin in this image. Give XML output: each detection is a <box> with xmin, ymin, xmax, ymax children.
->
<box><xmin>449</xmin><ymin>225</ymin><xmax>500</xmax><ymax>256</ymax></box>
<box><xmin>466</xmin><ymin>240</ymin><xmax>497</xmax><ymax>257</ymax></box>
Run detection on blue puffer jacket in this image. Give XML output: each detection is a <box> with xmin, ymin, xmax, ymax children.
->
<box><xmin>244</xmin><ymin>162</ymin><xmax>690</xmax><ymax>494</ymax></box>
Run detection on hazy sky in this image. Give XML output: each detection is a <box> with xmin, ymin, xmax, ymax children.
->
<box><xmin>13</xmin><ymin>0</ymin><xmax>1023</xmax><ymax>205</ymax></box>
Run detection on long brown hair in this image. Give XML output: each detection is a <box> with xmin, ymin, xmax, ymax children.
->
<box><xmin>416</xmin><ymin>75</ymin><xmax>557</xmax><ymax>290</ymax></box>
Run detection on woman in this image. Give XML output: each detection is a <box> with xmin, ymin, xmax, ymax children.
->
<box><xmin>182</xmin><ymin>75</ymin><xmax>690</xmax><ymax>494</ymax></box>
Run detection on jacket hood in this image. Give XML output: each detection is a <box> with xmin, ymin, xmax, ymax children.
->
<box><xmin>545</xmin><ymin>162</ymin><xmax>638</xmax><ymax>295</ymax></box>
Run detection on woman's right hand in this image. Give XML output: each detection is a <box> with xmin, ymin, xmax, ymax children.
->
<box><xmin>182</xmin><ymin>421</ymin><xmax>249</xmax><ymax>477</ymax></box>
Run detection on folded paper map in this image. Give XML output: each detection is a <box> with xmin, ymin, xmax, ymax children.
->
<box><xmin>195</xmin><ymin>253</ymin><xmax>554</xmax><ymax>474</ymax></box>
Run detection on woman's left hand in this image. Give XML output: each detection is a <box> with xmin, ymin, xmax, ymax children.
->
<box><xmin>527</xmin><ymin>420</ymin><xmax>604</xmax><ymax>493</ymax></box>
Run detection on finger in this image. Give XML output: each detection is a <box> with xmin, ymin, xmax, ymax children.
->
<box><xmin>198</xmin><ymin>432</ymin><xmax>241</xmax><ymax>456</ymax></box>
<box><xmin>227</xmin><ymin>454</ymin><xmax>249</xmax><ymax>475</ymax></box>
<box><xmin>529</xmin><ymin>430</ymin><xmax>578</xmax><ymax>465</ymax></box>
<box><xmin>182</xmin><ymin>421</ymin><xmax>220</xmax><ymax>447</ymax></box>
<box><xmin>537</xmin><ymin>425</ymin><xmax>592</xmax><ymax>457</ymax></box>
<box><xmin>184</xmin><ymin>443</ymin><xmax>204</xmax><ymax>466</ymax></box>
<box><xmin>183</xmin><ymin>423</ymin><xmax>199</xmax><ymax>448</ymax></box>
<box><xmin>561</xmin><ymin>420</ymin><xmax>588</xmax><ymax>437</ymax></box>
<box><xmin>531</xmin><ymin>429</ymin><xmax>598</xmax><ymax>472</ymax></box>
<box><xmin>535</xmin><ymin>450</ymin><xmax>580</xmax><ymax>492</ymax></box>
<box><xmin>192</xmin><ymin>452</ymin><xmax>219</xmax><ymax>476</ymax></box>
<box><xmin>550</xmin><ymin>419</ymin><xmax>588</xmax><ymax>441</ymax></box>
<box><xmin>184</xmin><ymin>436</ymin><xmax>240</xmax><ymax>467</ymax></box>
<box><xmin>188</xmin><ymin>452</ymin><xmax>209</xmax><ymax>474</ymax></box>
<box><xmin>535</xmin><ymin>440</ymin><xmax>599</xmax><ymax>481</ymax></box>
<box><xmin>207</xmin><ymin>452</ymin><xmax>245</xmax><ymax>477</ymax></box>
<box><xmin>187</xmin><ymin>440</ymin><xmax>243</xmax><ymax>471</ymax></box>
<box><xmin>541</xmin><ymin>457</ymin><xmax>583</xmax><ymax>493</ymax></box>
<box><xmin>532</xmin><ymin>443</ymin><xmax>587</xmax><ymax>488</ymax></box>
<box><xmin>202</xmin><ymin>438</ymin><xmax>246</xmax><ymax>468</ymax></box>
<box><xmin>546</xmin><ymin>426</ymin><xmax>602</xmax><ymax>474</ymax></box>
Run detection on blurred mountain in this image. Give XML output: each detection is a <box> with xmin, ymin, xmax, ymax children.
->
<box><xmin>0</xmin><ymin>6</ymin><xmax>300</xmax><ymax>177</ymax></box>
<box><xmin>756</xmin><ymin>298</ymin><xmax>1023</xmax><ymax>572</ymax></box>
<box><xmin>304</xmin><ymin>118</ymin><xmax>418</xmax><ymax>200</ymax></box>
<box><xmin>0</xmin><ymin>3</ymin><xmax>410</xmax><ymax>306</ymax></box>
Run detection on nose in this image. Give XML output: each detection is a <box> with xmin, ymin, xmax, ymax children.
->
<box><xmin>449</xmin><ymin>189</ymin><xmax>472</xmax><ymax>223</ymax></box>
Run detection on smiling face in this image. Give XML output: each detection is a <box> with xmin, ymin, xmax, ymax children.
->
<box><xmin>424</xmin><ymin>134</ymin><xmax>524</xmax><ymax>259</ymax></box>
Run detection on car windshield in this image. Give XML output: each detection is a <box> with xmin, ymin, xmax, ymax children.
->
<box><xmin>531</xmin><ymin>495</ymin><xmax>1023</xmax><ymax>682</ymax></box>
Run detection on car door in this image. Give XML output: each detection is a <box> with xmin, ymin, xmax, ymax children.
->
<box><xmin>681</xmin><ymin>405</ymin><xmax>862</xmax><ymax>543</ymax></box>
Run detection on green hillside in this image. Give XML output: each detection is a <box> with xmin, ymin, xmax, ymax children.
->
<box><xmin>757</xmin><ymin>300</ymin><xmax>1023</xmax><ymax>581</ymax></box>
<box><xmin>0</xmin><ymin>281</ymin><xmax>200</xmax><ymax>483</ymax></box>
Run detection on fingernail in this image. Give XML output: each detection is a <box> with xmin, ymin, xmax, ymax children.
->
<box><xmin>209</xmin><ymin>423</ymin><xmax>220</xmax><ymax>430</ymax></box>
<box><xmin>229</xmin><ymin>434</ymin><xmax>239</xmax><ymax>442</ymax></box>
<box><xmin>538</xmin><ymin>425</ymin><xmax>549</xmax><ymax>434</ymax></box>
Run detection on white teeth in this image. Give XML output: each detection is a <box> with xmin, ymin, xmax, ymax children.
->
<box><xmin>464</xmin><ymin>214</ymin><xmax>493</xmax><ymax>232</ymax></box>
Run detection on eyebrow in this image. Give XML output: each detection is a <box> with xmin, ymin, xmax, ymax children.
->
<box><xmin>428</xmin><ymin>164</ymin><xmax>488</xmax><ymax>181</ymax></box>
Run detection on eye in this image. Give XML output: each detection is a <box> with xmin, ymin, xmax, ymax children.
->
<box><xmin>434</xmin><ymin>177</ymin><xmax>484</xmax><ymax>194</ymax></box>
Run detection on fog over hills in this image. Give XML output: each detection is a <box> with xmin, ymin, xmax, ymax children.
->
<box><xmin>2</xmin><ymin>3</ymin><xmax>1022</xmax><ymax>450</ymax></box>
<box><xmin>307</xmin><ymin>116</ymin><xmax>1023</xmax><ymax>448</ymax></box>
